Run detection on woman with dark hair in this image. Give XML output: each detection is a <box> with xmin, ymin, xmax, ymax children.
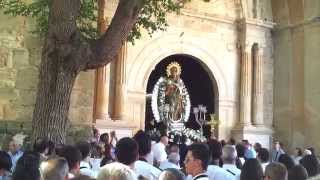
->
<box><xmin>207</xmin><ymin>139</ymin><xmax>222</xmax><ymax>166</ymax></box>
<box><xmin>47</xmin><ymin>140</ymin><xmax>55</xmax><ymax>157</ymax></box>
<box><xmin>11</xmin><ymin>151</ymin><xmax>41</xmax><ymax>180</ymax></box>
<box><xmin>292</xmin><ymin>148</ymin><xmax>303</xmax><ymax>164</ymax></box>
<box><xmin>300</xmin><ymin>155</ymin><xmax>320</xmax><ymax>178</ymax></box>
<box><xmin>278</xmin><ymin>154</ymin><xmax>295</xmax><ymax>170</ymax></box>
<box><xmin>99</xmin><ymin>133</ymin><xmax>109</xmax><ymax>145</ymax></box>
<box><xmin>207</xmin><ymin>139</ymin><xmax>234</xmax><ymax>179</ymax></box>
<box><xmin>235</xmin><ymin>143</ymin><xmax>246</xmax><ymax>169</ymax></box>
<box><xmin>240</xmin><ymin>159</ymin><xmax>263</xmax><ymax>180</ymax></box>
<box><xmin>288</xmin><ymin>165</ymin><xmax>308</xmax><ymax>180</ymax></box>
<box><xmin>33</xmin><ymin>137</ymin><xmax>50</xmax><ymax>162</ymax></box>
<box><xmin>100</xmin><ymin>143</ymin><xmax>114</xmax><ymax>167</ymax></box>
<box><xmin>179</xmin><ymin>135</ymin><xmax>188</xmax><ymax>168</ymax></box>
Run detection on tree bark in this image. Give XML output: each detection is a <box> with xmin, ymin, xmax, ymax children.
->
<box><xmin>32</xmin><ymin>0</ymin><xmax>143</xmax><ymax>143</ymax></box>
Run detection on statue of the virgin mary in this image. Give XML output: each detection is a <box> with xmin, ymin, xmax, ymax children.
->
<box><xmin>151</xmin><ymin>62</ymin><xmax>191</xmax><ymax>132</ymax></box>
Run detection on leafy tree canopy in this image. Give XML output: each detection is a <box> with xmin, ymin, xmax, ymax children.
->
<box><xmin>0</xmin><ymin>0</ymin><xmax>190</xmax><ymax>42</ymax></box>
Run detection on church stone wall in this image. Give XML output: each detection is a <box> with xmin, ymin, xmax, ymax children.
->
<box><xmin>272</xmin><ymin>0</ymin><xmax>320</xmax><ymax>152</ymax></box>
<box><xmin>304</xmin><ymin>22</ymin><xmax>320</xmax><ymax>153</ymax></box>
<box><xmin>120</xmin><ymin>1</ymin><xmax>274</xmax><ymax>140</ymax></box>
<box><xmin>0</xmin><ymin>13</ymin><xmax>94</xmax><ymax>132</ymax></box>
<box><xmin>0</xmin><ymin>14</ymin><xmax>39</xmax><ymax>126</ymax></box>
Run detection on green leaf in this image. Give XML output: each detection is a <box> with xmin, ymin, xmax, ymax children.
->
<box><xmin>0</xmin><ymin>0</ymin><xmax>190</xmax><ymax>42</ymax></box>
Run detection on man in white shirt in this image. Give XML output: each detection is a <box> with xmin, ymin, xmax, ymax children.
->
<box><xmin>207</xmin><ymin>139</ymin><xmax>234</xmax><ymax>180</ymax></box>
<box><xmin>152</xmin><ymin>135</ymin><xmax>169</xmax><ymax>166</ymax></box>
<box><xmin>257</xmin><ymin>148</ymin><xmax>270</xmax><ymax>173</ymax></box>
<box><xmin>8</xmin><ymin>134</ymin><xmax>26</xmax><ymax>172</ymax></box>
<box><xmin>59</xmin><ymin>145</ymin><xmax>82</xmax><ymax>179</ymax></box>
<box><xmin>76</xmin><ymin>141</ymin><xmax>97</xmax><ymax>178</ymax></box>
<box><xmin>184</xmin><ymin>143</ymin><xmax>210</xmax><ymax>180</ymax></box>
<box><xmin>133</xmin><ymin>130</ymin><xmax>161</xmax><ymax>180</ymax></box>
<box><xmin>160</xmin><ymin>152</ymin><xmax>180</xmax><ymax>170</ymax></box>
<box><xmin>222</xmin><ymin>145</ymin><xmax>241</xmax><ymax>180</ymax></box>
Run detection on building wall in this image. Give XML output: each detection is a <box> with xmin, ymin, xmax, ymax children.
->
<box><xmin>0</xmin><ymin>0</ymin><xmax>275</xmax><ymax>140</ymax></box>
<box><xmin>111</xmin><ymin>0</ymin><xmax>274</xmax><ymax>139</ymax></box>
<box><xmin>0</xmin><ymin>13</ymin><xmax>94</xmax><ymax>131</ymax></box>
<box><xmin>272</xmin><ymin>0</ymin><xmax>320</xmax><ymax>152</ymax></box>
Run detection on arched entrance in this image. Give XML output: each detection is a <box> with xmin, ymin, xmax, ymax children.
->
<box><xmin>126</xmin><ymin>34</ymin><xmax>236</xmax><ymax>140</ymax></box>
<box><xmin>145</xmin><ymin>54</ymin><xmax>219</xmax><ymax>138</ymax></box>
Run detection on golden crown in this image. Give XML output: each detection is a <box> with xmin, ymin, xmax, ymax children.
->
<box><xmin>166</xmin><ymin>61</ymin><xmax>182</xmax><ymax>77</ymax></box>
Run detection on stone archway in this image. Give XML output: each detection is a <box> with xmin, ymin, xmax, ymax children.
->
<box><xmin>145</xmin><ymin>54</ymin><xmax>219</xmax><ymax>138</ymax></box>
<box><xmin>126</xmin><ymin>34</ymin><xmax>236</xmax><ymax>139</ymax></box>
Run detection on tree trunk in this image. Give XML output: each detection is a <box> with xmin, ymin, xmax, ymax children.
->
<box><xmin>32</xmin><ymin>0</ymin><xmax>81</xmax><ymax>144</ymax></box>
<box><xmin>31</xmin><ymin>0</ymin><xmax>143</xmax><ymax>144</ymax></box>
<box><xmin>32</xmin><ymin>41</ymin><xmax>78</xmax><ymax>144</ymax></box>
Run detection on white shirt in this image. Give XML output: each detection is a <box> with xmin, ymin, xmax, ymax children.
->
<box><xmin>293</xmin><ymin>156</ymin><xmax>302</xmax><ymax>164</ymax></box>
<box><xmin>206</xmin><ymin>165</ymin><xmax>234</xmax><ymax>180</ymax></box>
<box><xmin>261</xmin><ymin>162</ymin><xmax>269</xmax><ymax>173</ymax></box>
<box><xmin>192</xmin><ymin>173</ymin><xmax>209</xmax><ymax>180</ymax></box>
<box><xmin>159</xmin><ymin>160</ymin><xmax>180</xmax><ymax>170</ymax></box>
<box><xmin>222</xmin><ymin>164</ymin><xmax>241</xmax><ymax>180</ymax></box>
<box><xmin>134</xmin><ymin>160</ymin><xmax>162</xmax><ymax>180</ymax></box>
<box><xmin>89</xmin><ymin>158</ymin><xmax>102</xmax><ymax>171</ymax></box>
<box><xmin>145</xmin><ymin>152</ymin><xmax>154</xmax><ymax>165</ymax></box>
<box><xmin>152</xmin><ymin>142</ymin><xmax>167</xmax><ymax>163</ymax></box>
<box><xmin>80</xmin><ymin>161</ymin><xmax>97</xmax><ymax>178</ymax></box>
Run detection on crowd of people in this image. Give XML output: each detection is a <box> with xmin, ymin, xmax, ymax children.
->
<box><xmin>0</xmin><ymin>128</ymin><xmax>319</xmax><ymax>180</ymax></box>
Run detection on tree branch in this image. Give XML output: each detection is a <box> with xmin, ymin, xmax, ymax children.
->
<box><xmin>82</xmin><ymin>0</ymin><xmax>143</xmax><ymax>70</ymax></box>
<box><xmin>49</xmin><ymin>0</ymin><xmax>80</xmax><ymax>41</ymax></box>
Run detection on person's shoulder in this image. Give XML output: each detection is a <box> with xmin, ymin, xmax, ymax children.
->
<box><xmin>308</xmin><ymin>175</ymin><xmax>320</xmax><ymax>180</ymax></box>
<box><xmin>135</xmin><ymin>160</ymin><xmax>159</xmax><ymax>170</ymax></box>
<box><xmin>153</xmin><ymin>142</ymin><xmax>161</xmax><ymax>147</ymax></box>
<box><xmin>193</xmin><ymin>173</ymin><xmax>209</xmax><ymax>180</ymax></box>
<box><xmin>207</xmin><ymin>165</ymin><xmax>221</xmax><ymax>171</ymax></box>
<box><xmin>134</xmin><ymin>160</ymin><xmax>161</xmax><ymax>178</ymax></box>
<box><xmin>207</xmin><ymin>165</ymin><xmax>233</xmax><ymax>177</ymax></box>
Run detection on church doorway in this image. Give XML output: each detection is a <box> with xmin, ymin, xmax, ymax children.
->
<box><xmin>145</xmin><ymin>54</ymin><xmax>219</xmax><ymax>139</ymax></box>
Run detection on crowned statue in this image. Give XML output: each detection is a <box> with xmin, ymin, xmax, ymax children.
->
<box><xmin>151</xmin><ymin>62</ymin><xmax>191</xmax><ymax>133</ymax></box>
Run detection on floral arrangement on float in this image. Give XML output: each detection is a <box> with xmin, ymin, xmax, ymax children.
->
<box><xmin>168</xmin><ymin>128</ymin><xmax>207</xmax><ymax>143</ymax></box>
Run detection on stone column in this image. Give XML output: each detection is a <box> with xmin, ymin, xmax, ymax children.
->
<box><xmin>239</xmin><ymin>50</ymin><xmax>253</xmax><ymax>126</ymax></box>
<box><xmin>93</xmin><ymin>0</ymin><xmax>109</xmax><ymax>121</ymax></box>
<box><xmin>93</xmin><ymin>67</ymin><xmax>110</xmax><ymax>121</ymax></box>
<box><xmin>252</xmin><ymin>43</ymin><xmax>264</xmax><ymax>126</ymax></box>
<box><xmin>110</xmin><ymin>43</ymin><xmax>127</xmax><ymax>120</ymax></box>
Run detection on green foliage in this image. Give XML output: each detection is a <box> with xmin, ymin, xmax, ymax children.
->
<box><xmin>0</xmin><ymin>0</ymin><xmax>189</xmax><ymax>42</ymax></box>
<box><xmin>127</xmin><ymin>0</ymin><xmax>189</xmax><ymax>42</ymax></box>
<box><xmin>0</xmin><ymin>0</ymin><xmax>98</xmax><ymax>39</ymax></box>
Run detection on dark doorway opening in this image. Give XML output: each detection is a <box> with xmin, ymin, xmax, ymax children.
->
<box><xmin>145</xmin><ymin>54</ymin><xmax>217</xmax><ymax>138</ymax></box>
